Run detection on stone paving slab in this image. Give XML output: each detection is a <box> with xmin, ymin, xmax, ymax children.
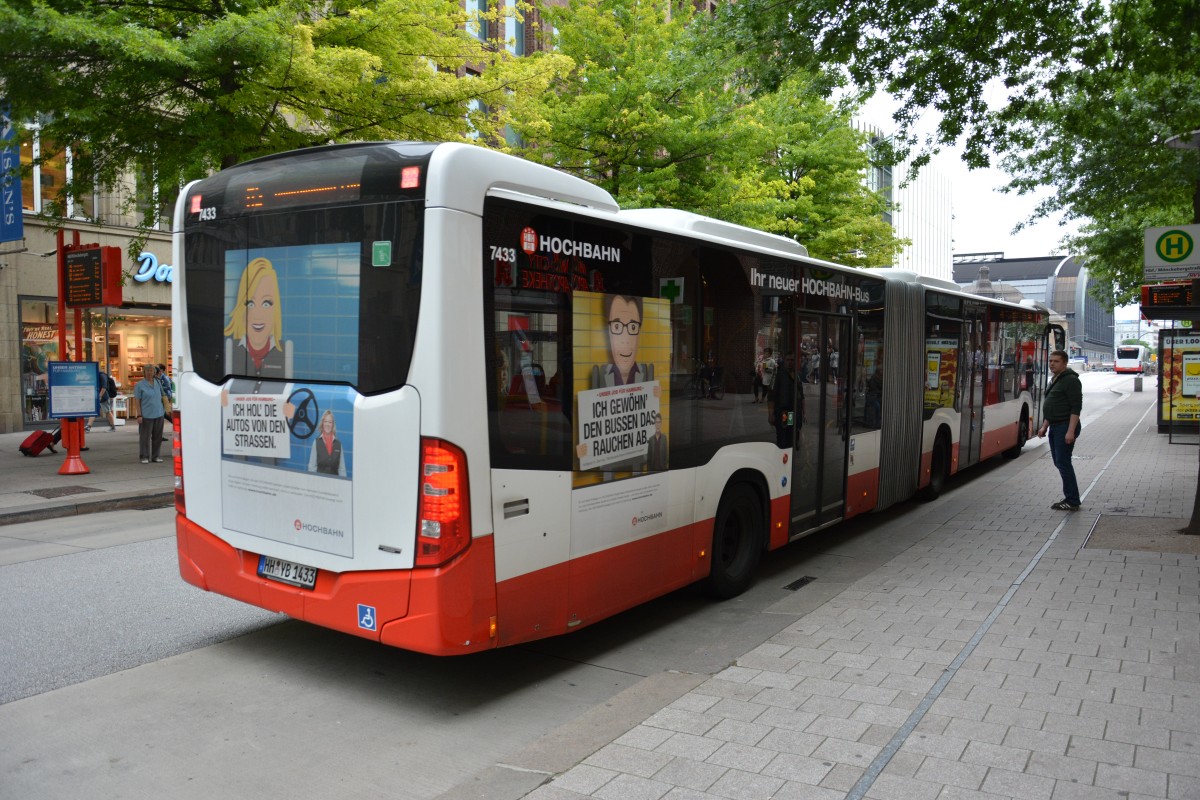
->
<box><xmin>522</xmin><ymin>388</ymin><xmax>1200</xmax><ymax>799</ymax></box>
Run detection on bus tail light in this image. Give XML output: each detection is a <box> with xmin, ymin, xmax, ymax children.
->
<box><xmin>416</xmin><ymin>438</ymin><xmax>470</xmax><ymax>567</ymax></box>
<box><xmin>172</xmin><ymin>409</ymin><xmax>185</xmax><ymax>515</ymax></box>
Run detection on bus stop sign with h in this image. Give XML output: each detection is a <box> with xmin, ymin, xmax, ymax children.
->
<box><xmin>1143</xmin><ymin>225</ymin><xmax>1200</xmax><ymax>323</ymax></box>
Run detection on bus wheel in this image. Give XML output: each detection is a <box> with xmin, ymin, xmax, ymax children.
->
<box><xmin>918</xmin><ymin>432</ymin><xmax>950</xmax><ymax>501</ymax></box>
<box><xmin>1004</xmin><ymin>409</ymin><xmax>1029</xmax><ymax>459</ymax></box>
<box><xmin>704</xmin><ymin>483</ymin><xmax>764</xmax><ymax>599</ymax></box>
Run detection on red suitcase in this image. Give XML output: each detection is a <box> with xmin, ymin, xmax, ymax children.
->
<box><xmin>19</xmin><ymin>427</ymin><xmax>61</xmax><ymax>457</ymax></box>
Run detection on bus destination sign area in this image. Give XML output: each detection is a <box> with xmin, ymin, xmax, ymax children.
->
<box><xmin>62</xmin><ymin>245</ymin><xmax>123</xmax><ymax>308</ymax></box>
<box><xmin>1142</xmin><ymin>281</ymin><xmax>1200</xmax><ymax>320</ymax></box>
<box><xmin>64</xmin><ymin>247</ymin><xmax>103</xmax><ymax>307</ymax></box>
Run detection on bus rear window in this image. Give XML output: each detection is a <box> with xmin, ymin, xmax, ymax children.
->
<box><xmin>183</xmin><ymin>201</ymin><xmax>423</xmax><ymax>393</ymax></box>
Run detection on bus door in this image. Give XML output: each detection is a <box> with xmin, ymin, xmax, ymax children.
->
<box><xmin>790</xmin><ymin>313</ymin><xmax>851</xmax><ymax>532</ymax></box>
<box><xmin>959</xmin><ymin>302</ymin><xmax>986</xmax><ymax>467</ymax></box>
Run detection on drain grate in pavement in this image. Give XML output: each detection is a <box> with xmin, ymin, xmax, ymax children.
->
<box><xmin>25</xmin><ymin>485</ymin><xmax>104</xmax><ymax>499</ymax></box>
<box><xmin>1071</xmin><ymin>455</ymin><xmax>1094</xmax><ymax>460</ymax></box>
<box><xmin>783</xmin><ymin>576</ymin><xmax>818</xmax><ymax>591</ymax></box>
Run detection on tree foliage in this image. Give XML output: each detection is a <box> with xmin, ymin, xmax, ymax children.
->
<box><xmin>718</xmin><ymin>0</ymin><xmax>1200</xmax><ymax>303</ymax></box>
<box><xmin>0</xmin><ymin>0</ymin><xmax>569</xmax><ymax>220</ymax></box>
<box><xmin>507</xmin><ymin>0</ymin><xmax>903</xmax><ymax>267</ymax></box>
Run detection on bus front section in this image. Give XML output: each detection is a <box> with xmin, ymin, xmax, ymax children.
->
<box><xmin>172</xmin><ymin>143</ymin><xmax>498</xmax><ymax>654</ymax></box>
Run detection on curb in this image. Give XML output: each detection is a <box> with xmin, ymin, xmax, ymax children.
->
<box><xmin>0</xmin><ymin>491</ymin><xmax>175</xmax><ymax>527</ymax></box>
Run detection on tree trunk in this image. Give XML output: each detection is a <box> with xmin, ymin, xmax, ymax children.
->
<box><xmin>1184</xmin><ymin>187</ymin><xmax>1200</xmax><ymax>535</ymax></box>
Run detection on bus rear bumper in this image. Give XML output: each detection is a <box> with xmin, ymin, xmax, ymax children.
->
<box><xmin>175</xmin><ymin>515</ymin><xmax>498</xmax><ymax>655</ymax></box>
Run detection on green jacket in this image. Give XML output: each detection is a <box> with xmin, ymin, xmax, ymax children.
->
<box><xmin>1043</xmin><ymin>368</ymin><xmax>1082</xmax><ymax>423</ymax></box>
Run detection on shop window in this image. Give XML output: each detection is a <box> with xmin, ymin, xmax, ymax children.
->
<box><xmin>19</xmin><ymin>297</ymin><xmax>78</xmax><ymax>424</ymax></box>
<box><xmin>136</xmin><ymin>167</ymin><xmax>178</xmax><ymax>230</ymax></box>
<box><xmin>18</xmin><ymin>126</ymin><xmax>98</xmax><ymax>220</ymax></box>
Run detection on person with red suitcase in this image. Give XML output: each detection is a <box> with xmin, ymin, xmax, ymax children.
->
<box><xmin>19</xmin><ymin>427</ymin><xmax>61</xmax><ymax>456</ymax></box>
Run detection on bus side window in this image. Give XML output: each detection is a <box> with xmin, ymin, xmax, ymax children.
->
<box><xmin>486</xmin><ymin>303</ymin><xmax>572</xmax><ymax>469</ymax></box>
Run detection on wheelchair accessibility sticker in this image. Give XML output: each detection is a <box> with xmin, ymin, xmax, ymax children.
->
<box><xmin>358</xmin><ymin>604</ymin><xmax>377</xmax><ymax>631</ymax></box>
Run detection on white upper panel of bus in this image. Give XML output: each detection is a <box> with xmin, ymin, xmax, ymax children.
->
<box><xmin>424</xmin><ymin>142</ymin><xmax>619</xmax><ymax>216</ymax></box>
<box><xmin>617</xmin><ymin>208</ymin><xmax>810</xmax><ymax>259</ymax></box>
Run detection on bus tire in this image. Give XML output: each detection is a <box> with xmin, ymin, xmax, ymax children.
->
<box><xmin>704</xmin><ymin>483</ymin><xmax>764</xmax><ymax>599</ymax></box>
<box><xmin>918</xmin><ymin>431</ymin><xmax>951</xmax><ymax>502</ymax></box>
<box><xmin>1004</xmin><ymin>408</ymin><xmax>1029</xmax><ymax>459</ymax></box>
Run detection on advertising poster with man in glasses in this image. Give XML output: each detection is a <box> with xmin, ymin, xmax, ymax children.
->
<box><xmin>573</xmin><ymin>291</ymin><xmax>671</xmax><ymax>474</ymax></box>
<box><xmin>572</xmin><ymin>290</ymin><xmax>672</xmax><ymax>550</ymax></box>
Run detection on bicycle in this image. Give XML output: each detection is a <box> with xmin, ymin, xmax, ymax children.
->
<box><xmin>686</xmin><ymin>363</ymin><xmax>725</xmax><ymax>400</ymax></box>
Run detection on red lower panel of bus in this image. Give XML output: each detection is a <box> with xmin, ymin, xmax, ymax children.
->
<box><xmin>844</xmin><ymin>469</ymin><xmax>879</xmax><ymax>518</ymax></box>
<box><xmin>495</xmin><ymin>520</ymin><xmax>711</xmax><ymax>647</ymax></box>
<box><xmin>176</xmin><ymin>516</ymin><xmax>498</xmax><ymax>655</ymax></box>
<box><xmin>979</xmin><ymin>420</ymin><xmax>1019</xmax><ymax>461</ymax></box>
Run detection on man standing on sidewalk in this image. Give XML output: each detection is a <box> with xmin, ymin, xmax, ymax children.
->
<box><xmin>1038</xmin><ymin>349</ymin><xmax>1082</xmax><ymax>510</ymax></box>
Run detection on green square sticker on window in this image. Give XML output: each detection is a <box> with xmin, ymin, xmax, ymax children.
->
<box><xmin>372</xmin><ymin>241</ymin><xmax>392</xmax><ymax>267</ymax></box>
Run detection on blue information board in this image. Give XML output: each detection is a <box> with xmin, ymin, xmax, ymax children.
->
<box><xmin>48</xmin><ymin>361</ymin><xmax>100</xmax><ymax>419</ymax></box>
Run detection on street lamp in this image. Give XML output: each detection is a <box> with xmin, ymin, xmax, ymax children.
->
<box><xmin>1164</xmin><ymin>129</ymin><xmax>1200</xmax><ymax>150</ymax></box>
<box><xmin>1162</xmin><ymin>129</ymin><xmax>1200</xmax><ymax>534</ymax></box>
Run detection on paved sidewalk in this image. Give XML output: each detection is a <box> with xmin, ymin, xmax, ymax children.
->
<box><xmin>4</xmin><ymin>381</ymin><xmax>1198</xmax><ymax>800</ymax></box>
<box><xmin>514</xmin><ymin>386</ymin><xmax>1200</xmax><ymax>800</ymax></box>
<box><xmin>0</xmin><ymin>421</ymin><xmax>174</xmax><ymax>525</ymax></box>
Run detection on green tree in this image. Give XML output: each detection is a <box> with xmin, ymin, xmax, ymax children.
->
<box><xmin>0</xmin><ymin>0</ymin><xmax>569</xmax><ymax>221</ymax></box>
<box><xmin>717</xmin><ymin>0</ymin><xmax>1200</xmax><ymax>300</ymax></box>
<box><xmin>720</xmin><ymin>0</ymin><xmax>1200</xmax><ymax>535</ymax></box>
<box><xmin>507</xmin><ymin>0</ymin><xmax>903</xmax><ymax>267</ymax></box>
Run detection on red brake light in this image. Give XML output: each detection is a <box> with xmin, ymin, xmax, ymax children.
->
<box><xmin>400</xmin><ymin>166</ymin><xmax>421</xmax><ymax>189</ymax></box>
<box><xmin>172</xmin><ymin>410</ymin><xmax>185</xmax><ymax>515</ymax></box>
<box><xmin>416</xmin><ymin>438</ymin><xmax>470</xmax><ymax>567</ymax></box>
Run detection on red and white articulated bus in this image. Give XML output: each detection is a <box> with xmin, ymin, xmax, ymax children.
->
<box><xmin>171</xmin><ymin>142</ymin><xmax>1061</xmax><ymax>654</ymax></box>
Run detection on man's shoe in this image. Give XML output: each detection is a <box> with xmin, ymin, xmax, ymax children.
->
<box><xmin>153</xmin><ymin>457</ymin><xmax>164</xmax><ymax>462</ymax></box>
<box><xmin>1050</xmin><ymin>500</ymin><xmax>1080</xmax><ymax>511</ymax></box>
<box><xmin>84</xmin><ymin>425</ymin><xmax>91</xmax><ymax>432</ymax></box>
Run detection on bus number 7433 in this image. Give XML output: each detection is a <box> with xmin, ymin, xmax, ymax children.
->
<box><xmin>490</xmin><ymin>246</ymin><xmax>517</xmax><ymax>263</ymax></box>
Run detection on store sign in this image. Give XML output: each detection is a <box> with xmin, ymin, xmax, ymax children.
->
<box><xmin>134</xmin><ymin>252</ymin><xmax>174</xmax><ymax>284</ymax></box>
<box><xmin>0</xmin><ymin>100</ymin><xmax>22</xmax><ymax>245</ymax></box>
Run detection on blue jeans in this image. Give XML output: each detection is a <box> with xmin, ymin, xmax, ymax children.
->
<box><xmin>1047</xmin><ymin>421</ymin><xmax>1080</xmax><ymax>506</ymax></box>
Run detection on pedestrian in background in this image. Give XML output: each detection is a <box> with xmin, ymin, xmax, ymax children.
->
<box><xmin>134</xmin><ymin>365</ymin><xmax>166</xmax><ymax>464</ymax></box>
<box><xmin>759</xmin><ymin>348</ymin><xmax>776</xmax><ymax>404</ymax></box>
<box><xmin>1037</xmin><ymin>349</ymin><xmax>1082</xmax><ymax>510</ymax></box>
<box><xmin>155</xmin><ymin>364</ymin><xmax>175</xmax><ymax>430</ymax></box>
<box><xmin>87</xmin><ymin>370</ymin><xmax>118</xmax><ymax>432</ymax></box>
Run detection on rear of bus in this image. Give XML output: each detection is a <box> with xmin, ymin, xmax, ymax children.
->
<box><xmin>171</xmin><ymin>143</ymin><xmax>498</xmax><ymax>654</ymax></box>
<box><xmin>1115</xmin><ymin>345</ymin><xmax>1146</xmax><ymax>374</ymax></box>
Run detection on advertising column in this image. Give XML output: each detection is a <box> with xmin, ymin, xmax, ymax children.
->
<box><xmin>1160</xmin><ymin>330</ymin><xmax>1200</xmax><ymax>432</ymax></box>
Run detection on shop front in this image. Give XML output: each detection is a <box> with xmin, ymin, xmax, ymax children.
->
<box><xmin>4</xmin><ymin>221</ymin><xmax>174</xmax><ymax>431</ymax></box>
<box><xmin>19</xmin><ymin>301</ymin><xmax>172</xmax><ymax>426</ymax></box>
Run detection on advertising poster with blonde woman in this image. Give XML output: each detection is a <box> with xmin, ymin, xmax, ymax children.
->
<box><xmin>218</xmin><ymin>245</ymin><xmax>361</xmax><ymax>555</ymax></box>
